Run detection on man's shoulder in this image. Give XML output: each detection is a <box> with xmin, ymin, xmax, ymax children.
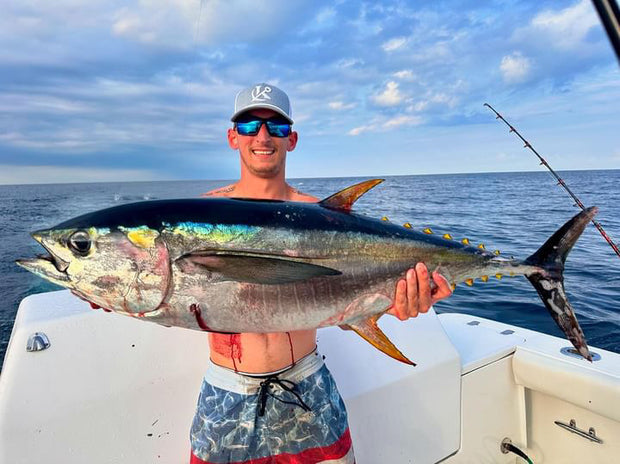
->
<box><xmin>287</xmin><ymin>185</ymin><xmax>318</xmax><ymax>203</ymax></box>
<box><xmin>201</xmin><ymin>184</ymin><xmax>237</xmax><ymax>198</ymax></box>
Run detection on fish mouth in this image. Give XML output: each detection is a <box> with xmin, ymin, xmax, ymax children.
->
<box><xmin>33</xmin><ymin>231</ymin><xmax>70</xmax><ymax>272</ymax></box>
<box><xmin>15</xmin><ymin>232</ymin><xmax>72</xmax><ymax>286</ymax></box>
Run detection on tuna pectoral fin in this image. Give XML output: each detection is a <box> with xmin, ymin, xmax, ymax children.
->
<box><xmin>177</xmin><ymin>253</ymin><xmax>341</xmax><ymax>284</ymax></box>
<box><xmin>341</xmin><ymin>315</ymin><xmax>415</xmax><ymax>366</ymax></box>
<box><xmin>525</xmin><ymin>207</ymin><xmax>597</xmax><ymax>361</ymax></box>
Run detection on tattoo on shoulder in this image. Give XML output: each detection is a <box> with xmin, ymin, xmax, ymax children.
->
<box><xmin>289</xmin><ymin>187</ymin><xmax>316</xmax><ymax>201</ymax></box>
<box><xmin>290</xmin><ymin>187</ymin><xmax>308</xmax><ymax>196</ymax></box>
<box><xmin>204</xmin><ymin>185</ymin><xmax>236</xmax><ymax>197</ymax></box>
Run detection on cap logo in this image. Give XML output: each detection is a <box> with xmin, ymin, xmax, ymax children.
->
<box><xmin>251</xmin><ymin>85</ymin><xmax>272</xmax><ymax>102</ymax></box>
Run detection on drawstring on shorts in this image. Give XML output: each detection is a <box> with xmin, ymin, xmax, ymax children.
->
<box><xmin>256</xmin><ymin>376</ymin><xmax>311</xmax><ymax>417</ymax></box>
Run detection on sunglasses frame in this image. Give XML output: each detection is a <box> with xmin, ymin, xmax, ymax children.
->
<box><xmin>234</xmin><ymin>116</ymin><xmax>292</xmax><ymax>138</ymax></box>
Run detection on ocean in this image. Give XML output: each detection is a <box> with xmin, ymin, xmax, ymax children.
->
<box><xmin>1</xmin><ymin>170</ymin><xmax>619</xmax><ymax>368</ymax></box>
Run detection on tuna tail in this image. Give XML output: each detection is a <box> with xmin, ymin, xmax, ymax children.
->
<box><xmin>525</xmin><ymin>207</ymin><xmax>597</xmax><ymax>361</ymax></box>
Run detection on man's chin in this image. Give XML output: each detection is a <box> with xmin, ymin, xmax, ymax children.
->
<box><xmin>245</xmin><ymin>161</ymin><xmax>283</xmax><ymax>179</ymax></box>
<box><xmin>249</xmin><ymin>167</ymin><xmax>281</xmax><ymax>178</ymax></box>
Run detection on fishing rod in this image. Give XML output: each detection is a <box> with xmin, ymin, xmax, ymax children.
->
<box><xmin>484</xmin><ymin>103</ymin><xmax>620</xmax><ymax>260</ymax></box>
<box><xmin>591</xmin><ymin>0</ymin><xmax>620</xmax><ymax>63</ymax></box>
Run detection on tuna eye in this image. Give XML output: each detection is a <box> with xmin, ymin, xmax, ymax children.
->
<box><xmin>68</xmin><ymin>230</ymin><xmax>91</xmax><ymax>255</ymax></box>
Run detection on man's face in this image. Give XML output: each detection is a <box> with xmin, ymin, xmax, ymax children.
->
<box><xmin>228</xmin><ymin>109</ymin><xmax>298</xmax><ymax>179</ymax></box>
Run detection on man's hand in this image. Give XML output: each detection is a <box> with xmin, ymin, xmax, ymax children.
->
<box><xmin>388</xmin><ymin>263</ymin><xmax>452</xmax><ymax>320</ymax></box>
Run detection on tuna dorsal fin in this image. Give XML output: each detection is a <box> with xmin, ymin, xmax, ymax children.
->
<box><xmin>319</xmin><ymin>179</ymin><xmax>384</xmax><ymax>212</ymax></box>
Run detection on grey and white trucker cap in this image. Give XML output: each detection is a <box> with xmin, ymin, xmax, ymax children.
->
<box><xmin>231</xmin><ymin>83</ymin><xmax>294</xmax><ymax>124</ymax></box>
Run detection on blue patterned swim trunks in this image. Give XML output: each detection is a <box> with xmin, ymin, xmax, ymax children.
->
<box><xmin>190</xmin><ymin>351</ymin><xmax>354</xmax><ymax>464</ymax></box>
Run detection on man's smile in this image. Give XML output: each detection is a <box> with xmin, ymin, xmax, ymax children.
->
<box><xmin>252</xmin><ymin>148</ymin><xmax>275</xmax><ymax>156</ymax></box>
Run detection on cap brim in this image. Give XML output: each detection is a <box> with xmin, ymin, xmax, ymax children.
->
<box><xmin>231</xmin><ymin>103</ymin><xmax>294</xmax><ymax>124</ymax></box>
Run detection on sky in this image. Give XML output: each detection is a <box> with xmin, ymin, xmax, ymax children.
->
<box><xmin>1</xmin><ymin>0</ymin><xmax>618</xmax><ymax>185</ymax></box>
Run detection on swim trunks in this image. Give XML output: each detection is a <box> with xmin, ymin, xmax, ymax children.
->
<box><xmin>190</xmin><ymin>351</ymin><xmax>354</xmax><ymax>463</ymax></box>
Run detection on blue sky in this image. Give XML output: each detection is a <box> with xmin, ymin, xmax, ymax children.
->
<box><xmin>1</xmin><ymin>0</ymin><xmax>618</xmax><ymax>184</ymax></box>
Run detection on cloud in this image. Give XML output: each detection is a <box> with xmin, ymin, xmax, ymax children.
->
<box><xmin>382</xmin><ymin>37</ymin><xmax>407</xmax><ymax>52</ymax></box>
<box><xmin>0</xmin><ymin>0</ymin><xmax>618</xmax><ymax>183</ymax></box>
<box><xmin>530</xmin><ymin>0</ymin><xmax>599</xmax><ymax>50</ymax></box>
<box><xmin>328</xmin><ymin>101</ymin><xmax>356</xmax><ymax>111</ymax></box>
<box><xmin>371</xmin><ymin>81</ymin><xmax>406</xmax><ymax>106</ymax></box>
<box><xmin>316</xmin><ymin>7</ymin><xmax>336</xmax><ymax>24</ymax></box>
<box><xmin>393</xmin><ymin>70</ymin><xmax>415</xmax><ymax>81</ymax></box>
<box><xmin>348</xmin><ymin>114</ymin><xmax>422</xmax><ymax>135</ymax></box>
<box><xmin>0</xmin><ymin>165</ymin><xmax>164</xmax><ymax>185</ymax></box>
<box><xmin>0</xmin><ymin>93</ymin><xmax>91</xmax><ymax>114</ymax></box>
<box><xmin>408</xmin><ymin>92</ymin><xmax>459</xmax><ymax>113</ymax></box>
<box><xmin>111</xmin><ymin>0</ymin><xmax>308</xmax><ymax>47</ymax></box>
<box><xmin>500</xmin><ymin>52</ymin><xmax>532</xmax><ymax>83</ymax></box>
<box><xmin>348</xmin><ymin>125</ymin><xmax>370</xmax><ymax>136</ymax></box>
<box><xmin>383</xmin><ymin>115</ymin><xmax>423</xmax><ymax>128</ymax></box>
<box><xmin>337</xmin><ymin>58</ymin><xmax>365</xmax><ymax>68</ymax></box>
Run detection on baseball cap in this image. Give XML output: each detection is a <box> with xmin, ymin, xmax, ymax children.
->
<box><xmin>231</xmin><ymin>83</ymin><xmax>294</xmax><ymax>124</ymax></box>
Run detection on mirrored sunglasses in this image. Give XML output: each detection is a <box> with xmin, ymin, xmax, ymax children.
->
<box><xmin>235</xmin><ymin>116</ymin><xmax>292</xmax><ymax>138</ymax></box>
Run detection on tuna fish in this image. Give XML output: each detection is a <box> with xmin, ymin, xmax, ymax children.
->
<box><xmin>16</xmin><ymin>179</ymin><xmax>595</xmax><ymax>364</ymax></box>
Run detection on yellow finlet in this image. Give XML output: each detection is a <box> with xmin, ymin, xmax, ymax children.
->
<box><xmin>495</xmin><ymin>273</ymin><xmax>503</xmax><ymax>280</ymax></box>
<box><xmin>450</xmin><ymin>283</ymin><xmax>457</xmax><ymax>291</ymax></box>
<box><xmin>381</xmin><ymin>216</ymin><xmax>389</xmax><ymax>221</ymax></box>
<box><xmin>423</xmin><ymin>228</ymin><xmax>433</xmax><ymax>234</ymax></box>
<box><xmin>465</xmin><ymin>278</ymin><xmax>474</xmax><ymax>286</ymax></box>
<box><xmin>494</xmin><ymin>250</ymin><xmax>501</xmax><ymax>255</ymax></box>
<box><xmin>481</xmin><ymin>275</ymin><xmax>489</xmax><ymax>282</ymax></box>
<box><xmin>461</xmin><ymin>238</ymin><xmax>470</xmax><ymax>245</ymax></box>
<box><xmin>443</xmin><ymin>233</ymin><xmax>453</xmax><ymax>240</ymax></box>
<box><xmin>477</xmin><ymin>243</ymin><xmax>486</xmax><ymax>250</ymax></box>
<box><xmin>403</xmin><ymin>222</ymin><xmax>412</xmax><ymax>229</ymax></box>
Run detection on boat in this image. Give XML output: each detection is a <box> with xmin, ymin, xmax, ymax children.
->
<box><xmin>1</xmin><ymin>288</ymin><xmax>619</xmax><ymax>463</ymax></box>
<box><xmin>3</xmin><ymin>3</ymin><xmax>620</xmax><ymax>462</ymax></box>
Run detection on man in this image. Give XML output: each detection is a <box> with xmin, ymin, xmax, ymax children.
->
<box><xmin>190</xmin><ymin>83</ymin><xmax>452</xmax><ymax>464</ymax></box>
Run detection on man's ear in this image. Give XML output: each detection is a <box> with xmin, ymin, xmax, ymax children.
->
<box><xmin>287</xmin><ymin>131</ymin><xmax>298</xmax><ymax>151</ymax></box>
<box><xmin>227</xmin><ymin>128</ymin><xmax>238</xmax><ymax>149</ymax></box>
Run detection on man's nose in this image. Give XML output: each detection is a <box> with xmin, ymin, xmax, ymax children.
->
<box><xmin>255</xmin><ymin>123</ymin><xmax>271</xmax><ymax>141</ymax></box>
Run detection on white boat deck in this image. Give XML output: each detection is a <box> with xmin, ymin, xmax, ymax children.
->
<box><xmin>1</xmin><ymin>290</ymin><xmax>619</xmax><ymax>463</ymax></box>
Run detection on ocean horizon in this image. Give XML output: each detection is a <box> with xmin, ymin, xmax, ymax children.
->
<box><xmin>1</xmin><ymin>167</ymin><xmax>617</xmax><ymax>187</ymax></box>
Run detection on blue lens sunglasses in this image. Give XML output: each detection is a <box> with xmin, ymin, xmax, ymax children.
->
<box><xmin>235</xmin><ymin>116</ymin><xmax>292</xmax><ymax>138</ymax></box>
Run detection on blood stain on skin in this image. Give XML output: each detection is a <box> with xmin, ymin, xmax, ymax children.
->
<box><xmin>211</xmin><ymin>333</ymin><xmax>243</xmax><ymax>372</ymax></box>
<box><xmin>286</xmin><ymin>332</ymin><xmax>295</xmax><ymax>365</ymax></box>
<box><xmin>230</xmin><ymin>334</ymin><xmax>242</xmax><ymax>371</ymax></box>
